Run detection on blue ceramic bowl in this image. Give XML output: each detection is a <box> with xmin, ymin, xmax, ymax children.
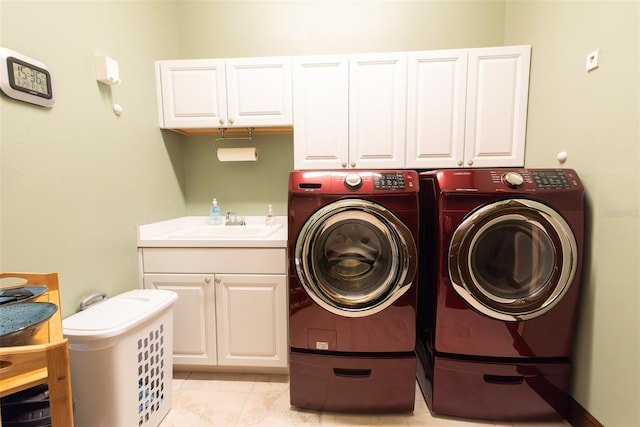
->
<box><xmin>0</xmin><ymin>302</ymin><xmax>58</xmax><ymax>346</ymax></box>
<box><xmin>0</xmin><ymin>285</ymin><xmax>48</xmax><ymax>305</ymax></box>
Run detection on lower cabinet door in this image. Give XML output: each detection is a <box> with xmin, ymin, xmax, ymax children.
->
<box><xmin>215</xmin><ymin>274</ymin><xmax>288</xmax><ymax>368</ymax></box>
<box><xmin>143</xmin><ymin>274</ymin><xmax>217</xmax><ymax>366</ymax></box>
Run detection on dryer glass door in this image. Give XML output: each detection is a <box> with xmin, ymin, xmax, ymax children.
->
<box><xmin>448</xmin><ymin>199</ymin><xmax>578</xmax><ymax>321</ymax></box>
<box><xmin>295</xmin><ymin>199</ymin><xmax>417</xmax><ymax>317</ymax></box>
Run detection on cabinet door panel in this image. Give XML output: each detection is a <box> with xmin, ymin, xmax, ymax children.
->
<box><xmin>349</xmin><ymin>54</ymin><xmax>407</xmax><ymax>169</ymax></box>
<box><xmin>216</xmin><ymin>274</ymin><xmax>287</xmax><ymax>368</ymax></box>
<box><xmin>226</xmin><ymin>57</ymin><xmax>292</xmax><ymax>127</ymax></box>
<box><xmin>293</xmin><ymin>56</ymin><xmax>349</xmax><ymax>169</ymax></box>
<box><xmin>157</xmin><ymin>59</ymin><xmax>227</xmax><ymax>128</ymax></box>
<box><xmin>406</xmin><ymin>50</ymin><xmax>467</xmax><ymax>168</ymax></box>
<box><xmin>465</xmin><ymin>46</ymin><xmax>530</xmax><ymax>167</ymax></box>
<box><xmin>143</xmin><ymin>274</ymin><xmax>216</xmax><ymax>366</ymax></box>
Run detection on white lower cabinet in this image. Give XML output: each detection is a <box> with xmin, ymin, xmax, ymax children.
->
<box><xmin>141</xmin><ymin>247</ymin><xmax>288</xmax><ymax>370</ymax></box>
<box><xmin>143</xmin><ymin>274</ymin><xmax>217</xmax><ymax>366</ymax></box>
<box><xmin>215</xmin><ymin>274</ymin><xmax>287</xmax><ymax>368</ymax></box>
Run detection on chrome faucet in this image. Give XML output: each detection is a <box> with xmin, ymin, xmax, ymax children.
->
<box><xmin>225</xmin><ymin>212</ymin><xmax>246</xmax><ymax>226</ymax></box>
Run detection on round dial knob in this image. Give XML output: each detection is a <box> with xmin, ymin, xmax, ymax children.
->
<box><xmin>503</xmin><ymin>172</ymin><xmax>524</xmax><ymax>188</ymax></box>
<box><xmin>344</xmin><ymin>173</ymin><xmax>362</xmax><ymax>189</ymax></box>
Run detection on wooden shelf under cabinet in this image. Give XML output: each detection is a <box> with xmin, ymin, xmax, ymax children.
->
<box><xmin>167</xmin><ymin>126</ymin><xmax>293</xmax><ymax>136</ymax></box>
<box><xmin>0</xmin><ymin>272</ymin><xmax>74</xmax><ymax>426</ymax></box>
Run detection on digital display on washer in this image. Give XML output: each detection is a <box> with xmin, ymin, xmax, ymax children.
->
<box><xmin>373</xmin><ymin>173</ymin><xmax>405</xmax><ymax>190</ymax></box>
<box><xmin>531</xmin><ymin>170</ymin><xmax>571</xmax><ymax>189</ymax></box>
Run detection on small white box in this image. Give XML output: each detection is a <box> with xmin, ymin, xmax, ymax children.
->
<box><xmin>95</xmin><ymin>55</ymin><xmax>121</xmax><ymax>85</ymax></box>
<box><xmin>63</xmin><ymin>289</ymin><xmax>178</xmax><ymax>427</ymax></box>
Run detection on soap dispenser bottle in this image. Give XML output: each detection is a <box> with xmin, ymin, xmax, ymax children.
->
<box><xmin>265</xmin><ymin>204</ymin><xmax>275</xmax><ymax>226</ymax></box>
<box><xmin>209</xmin><ymin>198</ymin><xmax>222</xmax><ymax>225</ymax></box>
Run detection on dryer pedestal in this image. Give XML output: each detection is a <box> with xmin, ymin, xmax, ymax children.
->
<box><xmin>290</xmin><ymin>351</ymin><xmax>416</xmax><ymax>413</ymax></box>
<box><xmin>417</xmin><ymin>343</ymin><xmax>570</xmax><ymax>421</ymax></box>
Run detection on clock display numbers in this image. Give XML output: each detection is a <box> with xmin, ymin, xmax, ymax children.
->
<box><xmin>8</xmin><ymin>57</ymin><xmax>51</xmax><ymax>98</ymax></box>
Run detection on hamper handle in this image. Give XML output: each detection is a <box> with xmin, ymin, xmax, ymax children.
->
<box><xmin>79</xmin><ymin>292</ymin><xmax>107</xmax><ymax>311</ymax></box>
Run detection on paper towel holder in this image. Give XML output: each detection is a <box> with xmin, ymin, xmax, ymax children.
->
<box><xmin>214</xmin><ymin>127</ymin><xmax>259</xmax><ymax>162</ymax></box>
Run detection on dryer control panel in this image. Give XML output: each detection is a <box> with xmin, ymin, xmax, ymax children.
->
<box><xmin>430</xmin><ymin>169</ymin><xmax>582</xmax><ymax>194</ymax></box>
<box><xmin>531</xmin><ymin>170</ymin><xmax>571</xmax><ymax>190</ymax></box>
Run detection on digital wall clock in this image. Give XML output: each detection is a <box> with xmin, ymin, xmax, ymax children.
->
<box><xmin>0</xmin><ymin>47</ymin><xmax>55</xmax><ymax>107</ymax></box>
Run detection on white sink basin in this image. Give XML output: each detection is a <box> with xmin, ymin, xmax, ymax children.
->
<box><xmin>168</xmin><ymin>224</ymin><xmax>282</xmax><ymax>239</ymax></box>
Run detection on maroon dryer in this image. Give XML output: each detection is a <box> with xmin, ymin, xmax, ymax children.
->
<box><xmin>416</xmin><ymin>168</ymin><xmax>584</xmax><ymax>421</ymax></box>
<box><xmin>288</xmin><ymin>170</ymin><xmax>419</xmax><ymax>413</ymax></box>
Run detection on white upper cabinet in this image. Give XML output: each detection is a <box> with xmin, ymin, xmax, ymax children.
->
<box><xmin>406</xmin><ymin>49</ymin><xmax>468</xmax><ymax>168</ymax></box>
<box><xmin>292</xmin><ymin>56</ymin><xmax>350</xmax><ymax>169</ymax></box>
<box><xmin>156</xmin><ymin>59</ymin><xmax>227</xmax><ymax>129</ymax></box>
<box><xmin>464</xmin><ymin>45</ymin><xmax>530</xmax><ymax>168</ymax></box>
<box><xmin>349</xmin><ymin>54</ymin><xmax>407</xmax><ymax>169</ymax></box>
<box><xmin>406</xmin><ymin>45</ymin><xmax>530</xmax><ymax>168</ymax></box>
<box><xmin>156</xmin><ymin>46</ymin><xmax>530</xmax><ymax>169</ymax></box>
<box><xmin>293</xmin><ymin>53</ymin><xmax>407</xmax><ymax>170</ymax></box>
<box><xmin>225</xmin><ymin>57</ymin><xmax>292</xmax><ymax>128</ymax></box>
<box><xmin>156</xmin><ymin>57</ymin><xmax>292</xmax><ymax>130</ymax></box>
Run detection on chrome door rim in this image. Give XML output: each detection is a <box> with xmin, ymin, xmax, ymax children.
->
<box><xmin>295</xmin><ymin>199</ymin><xmax>417</xmax><ymax>317</ymax></box>
<box><xmin>448</xmin><ymin>199</ymin><xmax>578</xmax><ymax>321</ymax></box>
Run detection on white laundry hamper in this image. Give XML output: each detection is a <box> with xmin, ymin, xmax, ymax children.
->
<box><xmin>63</xmin><ymin>289</ymin><xmax>178</xmax><ymax>427</ymax></box>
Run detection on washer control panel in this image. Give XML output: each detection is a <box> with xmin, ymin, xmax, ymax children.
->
<box><xmin>373</xmin><ymin>172</ymin><xmax>406</xmax><ymax>190</ymax></box>
<box><xmin>531</xmin><ymin>170</ymin><xmax>572</xmax><ymax>189</ymax></box>
<box><xmin>291</xmin><ymin>170</ymin><xmax>418</xmax><ymax>194</ymax></box>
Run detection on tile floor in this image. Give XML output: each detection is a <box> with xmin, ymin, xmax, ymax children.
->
<box><xmin>160</xmin><ymin>372</ymin><xmax>571</xmax><ymax>427</ymax></box>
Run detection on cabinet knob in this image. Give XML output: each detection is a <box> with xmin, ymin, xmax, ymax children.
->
<box><xmin>228</xmin><ymin>118</ymin><xmax>234</xmax><ymax>125</ymax></box>
<box><xmin>215</xmin><ymin>277</ymin><xmax>221</xmax><ymax>284</ymax></box>
<box><xmin>219</xmin><ymin>119</ymin><xmax>225</xmax><ymax>125</ymax></box>
<box><xmin>350</xmin><ymin>162</ymin><xmax>356</xmax><ymax>168</ymax></box>
<box><xmin>204</xmin><ymin>277</ymin><xmax>212</xmax><ymax>284</ymax></box>
<box><xmin>457</xmin><ymin>160</ymin><xmax>463</xmax><ymax>166</ymax></box>
<box><xmin>467</xmin><ymin>160</ymin><xmax>474</xmax><ymax>166</ymax></box>
<box><xmin>341</xmin><ymin>162</ymin><xmax>347</xmax><ymax>168</ymax></box>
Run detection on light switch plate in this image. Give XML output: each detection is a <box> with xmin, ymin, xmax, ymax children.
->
<box><xmin>586</xmin><ymin>50</ymin><xmax>599</xmax><ymax>72</ymax></box>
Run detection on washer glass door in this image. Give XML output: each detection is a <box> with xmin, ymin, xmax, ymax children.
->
<box><xmin>295</xmin><ymin>199</ymin><xmax>417</xmax><ymax>317</ymax></box>
<box><xmin>448</xmin><ymin>199</ymin><xmax>578</xmax><ymax>321</ymax></box>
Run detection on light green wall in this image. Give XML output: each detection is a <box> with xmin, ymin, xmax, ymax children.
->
<box><xmin>0</xmin><ymin>1</ymin><xmax>185</xmax><ymax>314</ymax></box>
<box><xmin>504</xmin><ymin>2</ymin><xmax>640</xmax><ymax>426</ymax></box>
<box><xmin>2</xmin><ymin>1</ymin><xmax>639</xmax><ymax>425</ymax></box>
<box><xmin>174</xmin><ymin>0</ymin><xmax>506</xmax><ymax>58</ymax></box>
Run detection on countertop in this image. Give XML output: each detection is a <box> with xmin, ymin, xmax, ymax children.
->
<box><xmin>137</xmin><ymin>216</ymin><xmax>288</xmax><ymax>248</ymax></box>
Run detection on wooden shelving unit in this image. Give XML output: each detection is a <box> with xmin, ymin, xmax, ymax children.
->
<box><xmin>0</xmin><ymin>272</ymin><xmax>74</xmax><ymax>426</ymax></box>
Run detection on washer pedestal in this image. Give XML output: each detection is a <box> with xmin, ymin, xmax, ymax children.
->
<box><xmin>290</xmin><ymin>351</ymin><xmax>416</xmax><ymax>413</ymax></box>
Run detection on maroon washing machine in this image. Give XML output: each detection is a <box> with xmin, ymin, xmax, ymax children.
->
<box><xmin>416</xmin><ymin>169</ymin><xmax>584</xmax><ymax>421</ymax></box>
<box><xmin>288</xmin><ymin>170</ymin><xmax>419</xmax><ymax>413</ymax></box>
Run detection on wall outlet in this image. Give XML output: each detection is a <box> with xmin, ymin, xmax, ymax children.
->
<box><xmin>586</xmin><ymin>50</ymin><xmax>599</xmax><ymax>72</ymax></box>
